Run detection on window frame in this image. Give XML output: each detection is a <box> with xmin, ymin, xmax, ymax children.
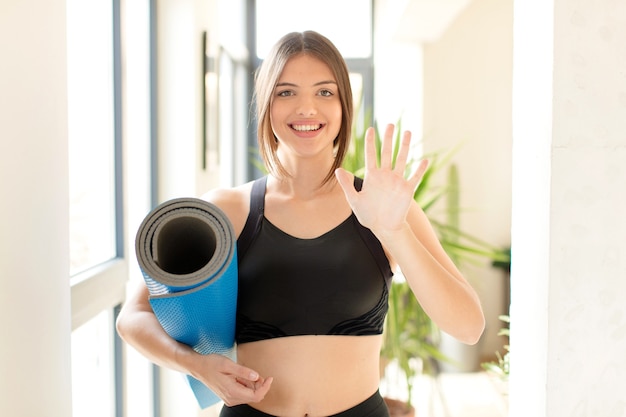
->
<box><xmin>69</xmin><ymin>0</ymin><xmax>125</xmax><ymax>332</ymax></box>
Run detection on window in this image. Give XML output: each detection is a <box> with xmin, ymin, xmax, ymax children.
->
<box><xmin>255</xmin><ymin>0</ymin><xmax>372</xmax><ymax>59</ymax></box>
<box><xmin>66</xmin><ymin>1</ymin><xmax>127</xmax><ymax>416</ymax></box>
<box><xmin>67</xmin><ymin>0</ymin><xmax>118</xmax><ymax>277</ymax></box>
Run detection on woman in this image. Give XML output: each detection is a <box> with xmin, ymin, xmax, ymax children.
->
<box><xmin>116</xmin><ymin>31</ymin><xmax>485</xmax><ymax>417</ymax></box>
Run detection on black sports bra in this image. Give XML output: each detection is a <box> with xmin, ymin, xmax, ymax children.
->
<box><xmin>235</xmin><ymin>176</ymin><xmax>393</xmax><ymax>344</ymax></box>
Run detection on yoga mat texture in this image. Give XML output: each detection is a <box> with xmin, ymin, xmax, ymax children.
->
<box><xmin>135</xmin><ymin>198</ymin><xmax>237</xmax><ymax>408</ymax></box>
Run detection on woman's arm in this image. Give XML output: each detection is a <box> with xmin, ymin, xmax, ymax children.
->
<box><xmin>335</xmin><ymin>124</ymin><xmax>485</xmax><ymax>344</ymax></box>
<box><xmin>375</xmin><ymin>203</ymin><xmax>485</xmax><ymax>344</ymax></box>
<box><xmin>116</xmin><ymin>188</ymin><xmax>273</xmax><ymax>406</ymax></box>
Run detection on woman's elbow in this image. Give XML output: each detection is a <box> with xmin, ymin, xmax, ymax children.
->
<box><xmin>115</xmin><ymin>283</ymin><xmax>151</xmax><ymax>342</ymax></box>
<box><xmin>115</xmin><ymin>305</ymin><xmax>138</xmax><ymax>343</ymax></box>
<box><xmin>458</xmin><ymin>311</ymin><xmax>486</xmax><ymax>345</ymax></box>
<box><xmin>115</xmin><ymin>309</ymin><xmax>129</xmax><ymax>341</ymax></box>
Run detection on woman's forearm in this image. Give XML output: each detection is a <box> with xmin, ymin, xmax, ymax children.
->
<box><xmin>377</xmin><ymin>221</ymin><xmax>485</xmax><ymax>345</ymax></box>
<box><xmin>116</xmin><ymin>305</ymin><xmax>199</xmax><ymax>374</ymax></box>
<box><xmin>115</xmin><ymin>282</ymin><xmax>201</xmax><ymax>375</ymax></box>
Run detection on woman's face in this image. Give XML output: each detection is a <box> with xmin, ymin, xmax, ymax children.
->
<box><xmin>270</xmin><ymin>54</ymin><xmax>342</xmax><ymax>161</ymax></box>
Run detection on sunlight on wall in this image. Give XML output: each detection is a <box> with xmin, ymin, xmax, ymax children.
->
<box><xmin>373</xmin><ymin>42</ymin><xmax>423</xmax><ymax>140</ymax></box>
<box><xmin>509</xmin><ymin>1</ymin><xmax>552</xmax><ymax>416</ymax></box>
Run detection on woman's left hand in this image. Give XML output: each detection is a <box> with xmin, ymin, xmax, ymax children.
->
<box><xmin>335</xmin><ymin>124</ymin><xmax>428</xmax><ymax>238</ymax></box>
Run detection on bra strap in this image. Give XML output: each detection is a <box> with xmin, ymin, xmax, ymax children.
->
<box><xmin>353</xmin><ymin>176</ymin><xmax>394</xmax><ymax>286</ymax></box>
<box><xmin>237</xmin><ymin>176</ymin><xmax>267</xmax><ymax>261</ymax></box>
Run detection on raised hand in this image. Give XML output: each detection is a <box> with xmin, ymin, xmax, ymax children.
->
<box><xmin>335</xmin><ymin>124</ymin><xmax>428</xmax><ymax>238</ymax></box>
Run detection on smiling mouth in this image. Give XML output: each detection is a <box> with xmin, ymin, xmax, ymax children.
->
<box><xmin>290</xmin><ymin>124</ymin><xmax>323</xmax><ymax>132</ymax></box>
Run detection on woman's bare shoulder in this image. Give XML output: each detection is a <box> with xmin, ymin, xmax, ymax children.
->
<box><xmin>200</xmin><ymin>181</ymin><xmax>255</xmax><ymax>236</ymax></box>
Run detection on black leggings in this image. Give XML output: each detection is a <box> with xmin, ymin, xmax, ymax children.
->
<box><xmin>219</xmin><ymin>390</ymin><xmax>389</xmax><ymax>417</ymax></box>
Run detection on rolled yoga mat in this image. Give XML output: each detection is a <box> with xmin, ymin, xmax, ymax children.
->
<box><xmin>135</xmin><ymin>197</ymin><xmax>237</xmax><ymax>409</ymax></box>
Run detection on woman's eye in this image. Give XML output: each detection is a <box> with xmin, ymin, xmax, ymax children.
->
<box><xmin>277</xmin><ymin>90</ymin><xmax>294</xmax><ymax>97</ymax></box>
<box><xmin>319</xmin><ymin>89</ymin><xmax>333</xmax><ymax>97</ymax></box>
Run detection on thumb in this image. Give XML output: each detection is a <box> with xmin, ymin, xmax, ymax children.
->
<box><xmin>226</xmin><ymin>361</ymin><xmax>261</xmax><ymax>382</ymax></box>
<box><xmin>334</xmin><ymin>168</ymin><xmax>358</xmax><ymax>204</ymax></box>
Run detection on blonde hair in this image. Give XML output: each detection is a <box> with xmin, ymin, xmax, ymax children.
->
<box><xmin>254</xmin><ymin>31</ymin><xmax>353</xmax><ymax>186</ymax></box>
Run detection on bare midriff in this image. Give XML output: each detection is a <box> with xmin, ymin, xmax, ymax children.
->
<box><xmin>236</xmin><ymin>335</ymin><xmax>383</xmax><ymax>417</ymax></box>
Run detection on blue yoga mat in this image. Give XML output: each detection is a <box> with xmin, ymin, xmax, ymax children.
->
<box><xmin>135</xmin><ymin>198</ymin><xmax>237</xmax><ymax>408</ymax></box>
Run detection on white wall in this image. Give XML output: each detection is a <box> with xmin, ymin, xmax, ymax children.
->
<box><xmin>421</xmin><ymin>0</ymin><xmax>514</xmax><ymax>363</ymax></box>
<box><xmin>156</xmin><ymin>0</ymin><xmax>202</xmax><ymax>201</ymax></box>
<box><xmin>156</xmin><ymin>0</ymin><xmax>247</xmax><ymax>201</ymax></box>
<box><xmin>510</xmin><ymin>0</ymin><xmax>626</xmax><ymax>416</ymax></box>
<box><xmin>509</xmin><ymin>1</ymin><xmax>553</xmax><ymax>414</ymax></box>
<box><xmin>0</xmin><ymin>1</ymin><xmax>73</xmax><ymax>416</ymax></box>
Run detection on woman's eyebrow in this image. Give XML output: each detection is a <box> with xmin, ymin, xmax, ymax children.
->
<box><xmin>275</xmin><ymin>80</ymin><xmax>337</xmax><ymax>87</ymax></box>
<box><xmin>313</xmin><ymin>80</ymin><xmax>337</xmax><ymax>86</ymax></box>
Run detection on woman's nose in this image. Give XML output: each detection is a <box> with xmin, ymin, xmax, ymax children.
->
<box><xmin>296</xmin><ymin>96</ymin><xmax>317</xmax><ymax>116</ymax></box>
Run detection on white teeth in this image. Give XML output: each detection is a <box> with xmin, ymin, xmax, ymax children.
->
<box><xmin>292</xmin><ymin>124</ymin><xmax>321</xmax><ymax>132</ymax></box>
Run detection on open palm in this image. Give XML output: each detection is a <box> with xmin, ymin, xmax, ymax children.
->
<box><xmin>336</xmin><ymin>124</ymin><xmax>428</xmax><ymax>237</ymax></box>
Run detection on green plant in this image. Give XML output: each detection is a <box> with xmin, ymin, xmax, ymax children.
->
<box><xmin>481</xmin><ymin>315</ymin><xmax>510</xmax><ymax>380</ymax></box>
<box><xmin>380</xmin><ymin>279</ymin><xmax>448</xmax><ymax>410</ymax></box>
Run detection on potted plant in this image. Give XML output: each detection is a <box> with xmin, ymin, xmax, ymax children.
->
<box><xmin>379</xmin><ymin>277</ymin><xmax>447</xmax><ymax>416</ymax></box>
